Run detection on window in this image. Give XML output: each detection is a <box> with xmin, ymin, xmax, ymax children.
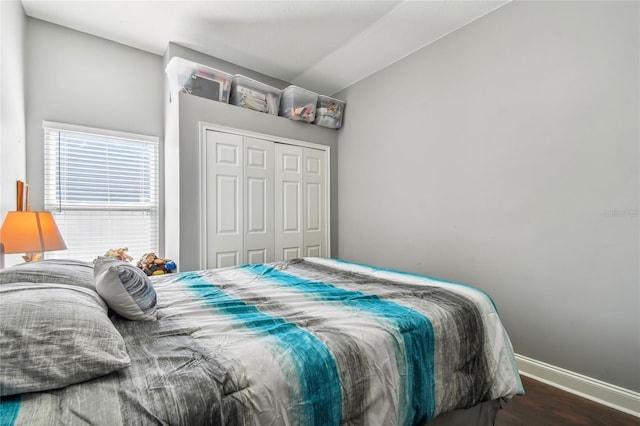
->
<box><xmin>44</xmin><ymin>121</ymin><xmax>159</xmax><ymax>262</ymax></box>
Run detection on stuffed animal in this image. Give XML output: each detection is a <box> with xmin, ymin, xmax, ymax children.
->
<box><xmin>104</xmin><ymin>247</ymin><xmax>134</xmax><ymax>262</ymax></box>
<box><xmin>137</xmin><ymin>252</ymin><xmax>177</xmax><ymax>276</ymax></box>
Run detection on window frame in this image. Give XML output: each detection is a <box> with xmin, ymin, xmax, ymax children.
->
<box><xmin>43</xmin><ymin>121</ymin><xmax>160</xmax><ymax>261</ymax></box>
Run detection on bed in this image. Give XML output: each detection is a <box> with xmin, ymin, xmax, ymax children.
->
<box><xmin>0</xmin><ymin>257</ymin><xmax>523</xmax><ymax>425</ymax></box>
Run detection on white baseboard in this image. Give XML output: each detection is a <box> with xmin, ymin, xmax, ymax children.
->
<box><xmin>515</xmin><ymin>354</ymin><xmax>640</xmax><ymax>418</ymax></box>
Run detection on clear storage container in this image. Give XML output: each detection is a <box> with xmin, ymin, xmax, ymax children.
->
<box><xmin>165</xmin><ymin>57</ymin><xmax>232</xmax><ymax>103</ymax></box>
<box><xmin>230</xmin><ymin>75</ymin><xmax>281</xmax><ymax>115</ymax></box>
<box><xmin>313</xmin><ymin>95</ymin><xmax>346</xmax><ymax>129</ymax></box>
<box><xmin>279</xmin><ymin>85</ymin><xmax>318</xmax><ymax>123</ymax></box>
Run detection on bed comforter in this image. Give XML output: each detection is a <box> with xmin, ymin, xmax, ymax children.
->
<box><xmin>1</xmin><ymin>257</ymin><xmax>523</xmax><ymax>425</ymax></box>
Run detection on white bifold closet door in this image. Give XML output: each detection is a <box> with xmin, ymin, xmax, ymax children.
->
<box><xmin>205</xmin><ymin>131</ymin><xmax>274</xmax><ymax>268</ymax></box>
<box><xmin>274</xmin><ymin>144</ymin><xmax>326</xmax><ymax>261</ymax></box>
<box><xmin>204</xmin><ymin>129</ymin><xmax>327</xmax><ymax>269</ymax></box>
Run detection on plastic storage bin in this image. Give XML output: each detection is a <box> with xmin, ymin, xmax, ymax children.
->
<box><xmin>230</xmin><ymin>75</ymin><xmax>281</xmax><ymax>115</ymax></box>
<box><xmin>165</xmin><ymin>57</ymin><xmax>233</xmax><ymax>103</ymax></box>
<box><xmin>313</xmin><ymin>96</ymin><xmax>346</xmax><ymax>129</ymax></box>
<box><xmin>279</xmin><ymin>85</ymin><xmax>318</xmax><ymax>123</ymax></box>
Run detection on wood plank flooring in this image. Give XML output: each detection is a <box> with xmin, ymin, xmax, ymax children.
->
<box><xmin>495</xmin><ymin>375</ymin><xmax>639</xmax><ymax>425</ymax></box>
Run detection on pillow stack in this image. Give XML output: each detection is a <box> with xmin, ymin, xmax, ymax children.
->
<box><xmin>0</xmin><ymin>257</ymin><xmax>160</xmax><ymax>397</ymax></box>
<box><xmin>0</xmin><ymin>260</ymin><xmax>130</xmax><ymax>396</ymax></box>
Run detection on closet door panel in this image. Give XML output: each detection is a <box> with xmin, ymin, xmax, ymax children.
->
<box><xmin>217</xmin><ymin>252</ymin><xmax>240</xmax><ymax>268</ymax></box>
<box><xmin>282</xmin><ymin>247</ymin><xmax>301</xmax><ymax>261</ymax></box>
<box><xmin>275</xmin><ymin>144</ymin><xmax>304</xmax><ymax>261</ymax></box>
<box><xmin>246</xmin><ymin>178</ymin><xmax>266</xmax><ymax>232</ymax></box>
<box><xmin>282</xmin><ymin>181</ymin><xmax>300</xmax><ymax>232</ymax></box>
<box><xmin>244</xmin><ymin>137</ymin><xmax>274</xmax><ymax>264</ymax></box>
<box><xmin>217</xmin><ymin>175</ymin><xmax>240</xmax><ymax>234</ymax></box>
<box><xmin>303</xmin><ymin>148</ymin><xmax>326</xmax><ymax>258</ymax></box>
<box><xmin>247</xmin><ymin>249</ymin><xmax>267</xmax><ymax>264</ymax></box>
<box><xmin>205</xmin><ymin>130</ymin><xmax>243</xmax><ymax>269</ymax></box>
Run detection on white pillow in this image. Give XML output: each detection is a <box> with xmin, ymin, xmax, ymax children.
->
<box><xmin>94</xmin><ymin>256</ymin><xmax>157</xmax><ymax>321</ymax></box>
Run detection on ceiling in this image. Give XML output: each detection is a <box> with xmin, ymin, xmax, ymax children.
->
<box><xmin>21</xmin><ymin>0</ymin><xmax>509</xmax><ymax>95</ymax></box>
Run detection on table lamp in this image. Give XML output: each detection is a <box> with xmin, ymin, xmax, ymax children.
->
<box><xmin>0</xmin><ymin>211</ymin><xmax>67</xmax><ymax>268</ymax></box>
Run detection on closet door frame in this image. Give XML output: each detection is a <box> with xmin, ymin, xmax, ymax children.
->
<box><xmin>198</xmin><ymin>122</ymin><xmax>331</xmax><ymax>269</ymax></box>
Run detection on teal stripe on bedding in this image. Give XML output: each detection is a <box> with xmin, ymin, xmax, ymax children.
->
<box><xmin>180</xmin><ymin>272</ymin><xmax>343</xmax><ymax>425</ymax></box>
<box><xmin>0</xmin><ymin>395</ymin><xmax>21</xmax><ymax>426</ymax></box>
<box><xmin>245</xmin><ymin>264</ymin><xmax>436</xmax><ymax>425</ymax></box>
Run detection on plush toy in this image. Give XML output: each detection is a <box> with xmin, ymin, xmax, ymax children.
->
<box><xmin>104</xmin><ymin>247</ymin><xmax>134</xmax><ymax>262</ymax></box>
<box><xmin>137</xmin><ymin>253</ymin><xmax>177</xmax><ymax>276</ymax></box>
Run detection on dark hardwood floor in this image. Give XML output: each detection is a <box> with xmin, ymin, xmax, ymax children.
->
<box><xmin>495</xmin><ymin>375</ymin><xmax>639</xmax><ymax>425</ymax></box>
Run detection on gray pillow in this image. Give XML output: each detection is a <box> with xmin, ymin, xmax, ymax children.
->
<box><xmin>0</xmin><ymin>282</ymin><xmax>131</xmax><ymax>396</ymax></box>
<box><xmin>0</xmin><ymin>259</ymin><xmax>95</xmax><ymax>290</ymax></box>
<box><xmin>94</xmin><ymin>257</ymin><xmax>157</xmax><ymax>321</ymax></box>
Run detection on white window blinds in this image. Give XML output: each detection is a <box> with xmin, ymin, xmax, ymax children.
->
<box><xmin>44</xmin><ymin>121</ymin><xmax>159</xmax><ymax>262</ymax></box>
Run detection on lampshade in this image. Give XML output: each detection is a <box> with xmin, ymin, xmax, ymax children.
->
<box><xmin>0</xmin><ymin>211</ymin><xmax>67</xmax><ymax>255</ymax></box>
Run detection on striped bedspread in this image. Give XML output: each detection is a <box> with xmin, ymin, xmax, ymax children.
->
<box><xmin>1</xmin><ymin>258</ymin><xmax>523</xmax><ymax>425</ymax></box>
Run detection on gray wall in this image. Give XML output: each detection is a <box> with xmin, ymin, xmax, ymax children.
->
<box><xmin>25</xmin><ymin>18</ymin><xmax>164</xmax><ymax>210</ymax></box>
<box><xmin>0</xmin><ymin>0</ymin><xmax>27</xmax><ymax>267</ymax></box>
<box><xmin>335</xmin><ymin>1</ymin><xmax>639</xmax><ymax>391</ymax></box>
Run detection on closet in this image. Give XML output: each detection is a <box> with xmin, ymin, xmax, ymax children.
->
<box><xmin>200</xmin><ymin>128</ymin><xmax>328</xmax><ymax>269</ymax></box>
<box><xmin>163</xmin><ymin>85</ymin><xmax>337</xmax><ymax>272</ymax></box>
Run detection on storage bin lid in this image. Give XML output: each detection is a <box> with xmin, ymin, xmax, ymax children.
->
<box><xmin>282</xmin><ymin>85</ymin><xmax>319</xmax><ymax>97</ymax></box>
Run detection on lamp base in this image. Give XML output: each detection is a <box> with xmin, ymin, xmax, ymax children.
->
<box><xmin>22</xmin><ymin>252</ymin><xmax>42</xmax><ymax>262</ymax></box>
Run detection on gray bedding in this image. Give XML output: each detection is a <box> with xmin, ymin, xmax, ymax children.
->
<box><xmin>0</xmin><ymin>257</ymin><xmax>523</xmax><ymax>425</ymax></box>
